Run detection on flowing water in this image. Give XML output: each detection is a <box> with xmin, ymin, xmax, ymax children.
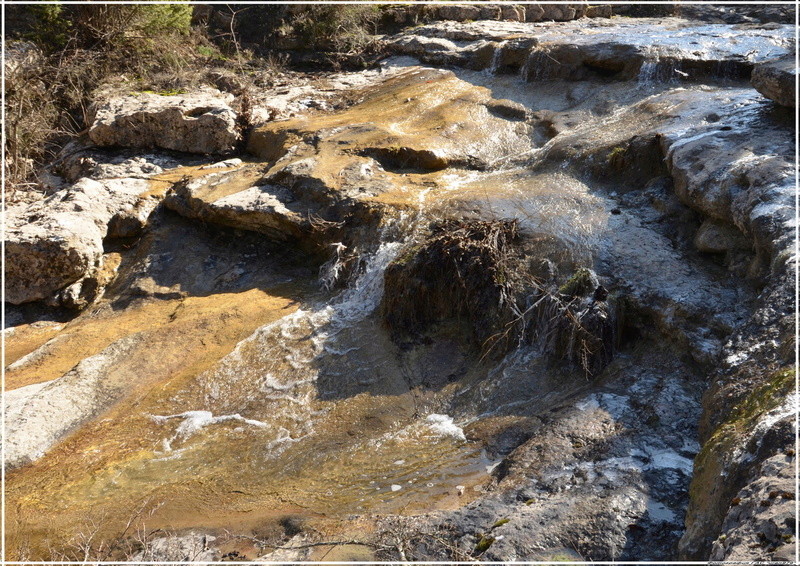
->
<box><xmin>4</xmin><ymin>15</ymin><xmax>795</xmax><ymax>561</ymax></box>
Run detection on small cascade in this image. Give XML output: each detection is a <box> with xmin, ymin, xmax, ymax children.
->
<box><xmin>162</xmin><ymin>203</ymin><xmax>432</xmax><ymax>459</ymax></box>
<box><xmin>488</xmin><ymin>44</ymin><xmax>504</xmax><ymax>75</ymax></box>
<box><xmin>637</xmin><ymin>48</ymin><xmax>686</xmax><ymax>86</ymax></box>
<box><xmin>637</xmin><ymin>59</ymin><xmax>660</xmax><ymax>86</ymax></box>
<box><xmin>180</xmin><ymin>233</ymin><xmax>405</xmax><ymax>457</ymax></box>
<box><xmin>523</xmin><ymin>48</ymin><xmax>559</xmax><ymax>81</ymax></box>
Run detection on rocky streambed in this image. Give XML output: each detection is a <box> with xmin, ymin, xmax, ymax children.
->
<box><xmin>4</xmin><ymin>14</ymin><xmax>796</xmax><ymax>563</ymax></box>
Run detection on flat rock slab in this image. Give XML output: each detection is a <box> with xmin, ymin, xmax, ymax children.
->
<box><xmin>89</xmin><ymin>87</ymin><xmax>239</xmax><ymax>154</ymax></box>
<box><xmin>388</xmin><ymin>19</ymin><xmax>794</xmax><ymax>81</ymax></box>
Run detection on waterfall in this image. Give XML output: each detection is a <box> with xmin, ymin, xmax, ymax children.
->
<box><xmin>484</xmin><ymin>43</ymin><xmax>502</xmax><ymax>75</ymax></box>
<box><xmin>523</xmin><ymin>48</ymin><xmax>556</xmax><ymax>81</ymax></box>
<box><xmin>160</xmin><ymin>199</ymin><xmax>439</xmax><ymax>458</ymax></box>
<box><xmin>638</xmin><ymin>60</ymin><xmax>660</xmax><ymax>86</ymax></box>
<box><xmin>638</xmin><ymin>48</ymin><xmax>684</xmax><ymax>86</ymax></box>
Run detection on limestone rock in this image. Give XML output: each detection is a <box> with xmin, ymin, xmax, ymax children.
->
<box><xmin>390</xmin><ymin>35</ymin><xmax>461</xmax><ymax>57</ymax></box>
<box><xmin>485</xmin><ymin>98</ymin><xmax>528</xmax><ymax>120</ymax></box>
<box><xmin>164</xmin><ymin>171</ymin><xmax>309</xmax><ymax>245</ymax></box>
<box><xmin>500</xmin><ymin>5</ymin><xmax>525</xmax><ymax>22</ymax></box>
<box><xmin>131</xmin><ymin>532</ymin><xmax>220</xmax><ymax>562</ymax></box>
<box><xmin>477</xmin><ymin>5</ymin><xmax>502</xmax><ymax>20</ymax></box>
<box><xmin>248</xmin><ymin>68</ymin><xmax>532</xmax><ymax>174</ymax></box>
<box><xmin>661</xmin><ymin>91</ymin><xmax>795</xmax><ymax>266</ymax></box>
<box><xmin>587</xmin><ymin>5</ymin><xmax>614</xmax><ymax>18</ymax></box>
<box><xmin>53</xmin><ymin>140</ymin><xmax>194</xmax><ymax>183</ymax></box>
<box><xmin>542</xmin><ymin>4</ymin><xmax>576</xmax><ymax>21</ymax></box>
<box><xmin>694</xmin><ymin>219</ymin><xmax>751</xmax><ymax>254</ymax></box>
<box><xmin>751</xmin><ymin>54</ymin><xmax>796</xmax><ymax>107</ymax></box>
<box><xmin>525</xmin><ymin>4</ymin><xmax>545</xmax><ymax>22</ymax></box>
<box><xmin>436</xmin><ymin>4</ymin><xmax>481</xmax><ymax>22</ymax></box>
<box><xmin>89</xmin><ymin>87</ymin><xmax>239</xmax><ymax>154</ymax></box>
<box><xmin>5</xmin><ymin>177</ymin><xmax>150</xmax><ymax>305</ymax></box>
<box><xmin>387</xmin><ymin>20</ymin><xmax>791</xmax><ymax>84</ymax></box>
<box><xmin>4</xmin><ymin>334</ymin><xmax>141</xmax><ymax>469</ymax></box>
<box><xmin>709</xmin><ymin>453</ymin><xmax>797</xmax><ymax>562</ymax></box>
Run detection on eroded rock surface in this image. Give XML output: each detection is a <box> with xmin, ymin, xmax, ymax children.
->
<box><xmin>387</xmin><ymin>19</ymin><xmax>793</xmax><ymax>81</ymax></box>
<box><xmin>751</xmin><ymin>54</ymin><xmax>797</xmax><ymax>107</ymax></box>
<box><xmin>89</xmin><ymin>87</ymin><xmax>239</xmax><ymax>154</ymax></box>
<box><xmin>4</xmin><ymin>13</ymin><xmax>796</xmax><ymax>564</ymax></box>
<box><xmin>5</xmin><ymin>177</ymin><xmax>150</xmax><ymax>305</ymax></box>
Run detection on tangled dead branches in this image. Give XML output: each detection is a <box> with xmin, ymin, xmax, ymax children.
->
<box><xmin>382</xmin><ymin>218</ymin><xmax>525</xmax><ymax>351</ymax></box>
<box><xmin>382</xmin><ymin>218</ymin><xmax>615</xmax><ymax>376</ymax></box>
<box><xmin>374</xmin><ymin>515</ymin><xmax>475</xmax><ymax>562</ymax></box>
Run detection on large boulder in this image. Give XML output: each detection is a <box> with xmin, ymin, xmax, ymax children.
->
<box><xmin>89</xmin><ymin>87</ymin><xmax>239</xmax><ymax>154</ymax></box>
<box><xmin>5</xmin><ymin>177</ymin><xmax>150</xmax><ymax>305</ymax></box>
<box><xmin>751</xmin><ymin>54</ymin><xmax>796</xmax><ymax>107</ymax></box>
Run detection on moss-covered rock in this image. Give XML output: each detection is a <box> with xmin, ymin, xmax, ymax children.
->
<box><xmin>682</xmin><ymin>367</ymin><xmax>795</xmax><ymax>558</ymax></box>
<box><xmin>474</xmin><ymin>534</ymin><xmax>495</xmax><ymax>555</ymax></box>
<box><xmin>558</xmin><ymin>267</ymin><xmax>598</xmax><ymax>298</ymax></box>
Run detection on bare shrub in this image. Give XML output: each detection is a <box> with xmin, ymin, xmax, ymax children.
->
<box><xmin>374</xmin><ymin>515</ymin><xmax>476</xmax><ymax>561</ymax></box>
<box><xmin>3</xmin><ymin>4</ymin><xmax>202</xmax><ymax>194</ymax></box>
<box><xmin>282</xmin><ymin>5</ymin><xmax>382</xmax><ymax>55</ymax></box>
<box><xmin>382</xmin><ymin>219</ymin><xmax>616</xmax><ymax>376</ymax></box>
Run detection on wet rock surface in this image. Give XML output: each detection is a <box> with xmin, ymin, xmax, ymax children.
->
<box><xmin>4</xmin><ymin>13</ymin><xmax>796</xmax><ymax>563</ymax></box>
<box><xmin>439</xmin><ymin>349</ymin><xmax>701</xmax><ymax>561</ymax></box>
<box><xmin>386</xmin><ymin>18</ymin><xmax>793</xmax><ymax>82</ymax></box>
<box><xmin>751</xmin><ymin>54</ymin><xmax>797</xmax><ymax>107</ymax></box>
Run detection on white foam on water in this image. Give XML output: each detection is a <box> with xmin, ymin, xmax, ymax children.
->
<box><xmin>260</xmin><ymin>373</ymin><xmax>297</xmax><ymax>392</ymax></box>
<box><xmin>150</xmin><ymin>411</ymin><xmax>268</xmax><ymax>450</ymax></box>
<box><xmin>426</xmin><ymin>414</ymin><xmax>467</xmax><ymax>441</ymax></box>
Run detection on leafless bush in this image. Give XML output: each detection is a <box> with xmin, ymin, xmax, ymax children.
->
<box><xmin>4</xmin><ymin>5</ymin><xmax>203</xmax><ymax>194</ymax></box>
<box><xmin>38</xmin><ymin>499</ymin><xmax>167</xmax><ymax>562</ymax></box>
<box><xmin>374</xmin><ymin>515</ymin><xmax>476</xmax><ymax>562</ymax></box>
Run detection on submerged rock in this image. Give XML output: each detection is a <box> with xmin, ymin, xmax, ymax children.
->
<box><xmin>5</xmin><ymin>334</ymin><xmax>141</xmax><ymax>469</ymax></box>
<box><xmin>89</xmin><ymin>87</ymin><xmax>239</xmax><ymax>154</ymax></box>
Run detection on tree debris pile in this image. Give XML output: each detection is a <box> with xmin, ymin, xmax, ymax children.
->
<box><xmin>524</xmin><ymin>268</ymin><xmax>615</xmax><ymax>377</ymax></box>
<box><xmin>381</xmin><ymin>219</ymin><xmax>527</xmax><ymax>353</ymax></box>
<box><xmin>382</xmin><ymin>220</ymin><xmax>616</xmax><ymax>376</ymax></box>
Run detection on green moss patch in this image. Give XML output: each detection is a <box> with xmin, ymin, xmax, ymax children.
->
<box><xmin>492</xmin><ymin>518</ymin><xmax>510</xmax><ymax>528</ymax></box>
<box><xmin>474</xmin><ymin>534</ymin><xmax>495</xmax><ymax>555</ymax></box>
